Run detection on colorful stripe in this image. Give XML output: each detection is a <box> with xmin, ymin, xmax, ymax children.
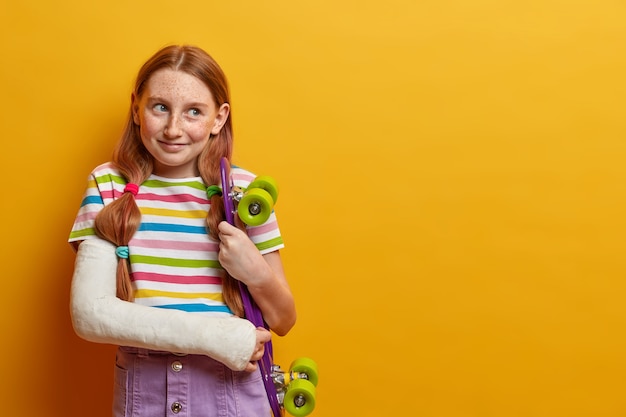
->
<box><xmin>131</xmin><ymin>255</ymin><xmax>221</xmax><ymax>269</ymax></box>
<box><xmin>132</xmin><ymin>272</ymin><xmax>223</xmax><ymax>285</ymax></box>
<box><xmin>155</xmin><ymin>304</ymin><xmax>232</xmax><ymax>314</ymax></box>
<box><xmin>134</xmin><ymin>289</ymin><xmax>224</xmax><ymax>301</ymax></box>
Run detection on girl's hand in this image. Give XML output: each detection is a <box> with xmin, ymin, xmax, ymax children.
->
<box><xmin>217</xmin><ymin>220</ymin><xmax>297</xmax><ymax>336</ymax></box>
<box><xmin>217</xmin><ymin>221</ymin><xmax>269</xmax><ymax>287</ymax></box>
<box><xmin>244</xmin><ymin>327</ymin><xmax>272</xmax><ymax>372</ymax></box>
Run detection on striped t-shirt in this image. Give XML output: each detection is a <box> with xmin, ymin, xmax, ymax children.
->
<box><xmin>69</xmin><ymin>162</ymin><xmax>284</xmax><ymax>316</ymax></box>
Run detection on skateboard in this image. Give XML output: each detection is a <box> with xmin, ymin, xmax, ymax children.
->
<box><xmin>219</xmin><ymin>157</ymin><xmax>318</xmax><ymax>416</ymax></box>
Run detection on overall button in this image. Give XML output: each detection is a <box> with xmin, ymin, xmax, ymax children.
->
<box><xmin>171</xmin><ymin>360</ymin><xmax>183</xmax><ymax>372</ymax></box>
<box><xmin>171</xmin><ymin>402</ymin><xmax>182</xmax><ymax>413</ymax></box>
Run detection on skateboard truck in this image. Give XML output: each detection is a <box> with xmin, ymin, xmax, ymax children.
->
<box><xmin>226</xmin><ymin>186</ymin><xmax>263</xmax><ymax>217</ymax></box>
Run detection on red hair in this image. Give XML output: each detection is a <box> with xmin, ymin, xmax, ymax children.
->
<box><xmin>94</xmin><ymin>45</ymin><xmax>244</xmax><ymax>316</ymax></box>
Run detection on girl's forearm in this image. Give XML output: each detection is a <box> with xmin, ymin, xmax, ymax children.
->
<box><xmin>246</xmin><ymin>252</ymin><xmax>297</xmax><ymax>336</ymax></box>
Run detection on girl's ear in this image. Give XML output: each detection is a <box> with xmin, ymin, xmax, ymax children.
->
<box><xmin>131</xmin><ymin>93</ymin><xmax>140</xmax><ymax>125</ymax></box>
<box><xmin>211</xmin><ymin>103</ymin><xmax>230</xmax><ymax>135</ymax></box>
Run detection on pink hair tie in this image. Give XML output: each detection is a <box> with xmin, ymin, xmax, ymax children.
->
<box><xmin>124</xmin><ymin>183</ymin><xmax>139</xmax><ymax>196</ymax></box>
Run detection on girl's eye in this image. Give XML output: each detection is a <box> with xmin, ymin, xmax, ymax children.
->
<box><xmin>154</xmin><ymin>104</ymin><xmax>168</xmax><ymax>112</ymax></box>
<box><xmin>188</xmin><ymin>108</ymin><xmax>201</xmax><ymax>117</ymax></box>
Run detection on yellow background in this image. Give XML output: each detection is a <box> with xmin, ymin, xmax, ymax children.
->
<box><xmin>1</xmin><ymin>1</ymin><xmax>625</xmax><ymax>416</ymax></box>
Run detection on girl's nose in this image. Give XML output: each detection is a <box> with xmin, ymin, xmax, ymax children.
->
<box><xmin>164</xmin><ymin>115</ymin><xmax>183</xmax><ymax>137</ymax></box>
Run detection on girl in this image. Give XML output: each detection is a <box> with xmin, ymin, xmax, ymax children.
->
<box><xmin>69</xmin><ymin>45</ymin><xmax>296</xmax><ymax>416</ymax></box>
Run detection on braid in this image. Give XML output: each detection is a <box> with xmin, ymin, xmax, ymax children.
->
<box><xmin>93</xmin><ymin>191</ymin><xmax>140</xmax><ymax>301</ymax></box>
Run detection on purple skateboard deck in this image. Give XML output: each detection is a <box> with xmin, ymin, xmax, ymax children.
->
<box><xmin>220</xmin><ymin>157</ymin><xmax>283</xmax><ymax>416</ymax></box>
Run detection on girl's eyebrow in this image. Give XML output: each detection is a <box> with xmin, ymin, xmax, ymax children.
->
<box><xmin>146</xmin><ymin>96</ymin><xmax>210</xmax><ymax>108</ymax></box>
<box><xmin>146</xmin><ymin>95</ymin><xmax>168</xmax><ymax>102</ymax></box>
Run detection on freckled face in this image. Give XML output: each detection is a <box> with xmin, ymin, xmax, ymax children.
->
<box><xmin>132</xmin><ymin>69</ymin><xmax>230</xmax><ymax>178</ymax></box>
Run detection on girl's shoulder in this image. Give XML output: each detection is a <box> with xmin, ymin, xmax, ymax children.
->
<box><xmin>86</xmin><ymin>162</ymin><xmax>126</xmax><ymax>193</ymax></box>
<box><xmin>90</xmin><ymin>162</ymin><xmax>122</xmax><ymax>178</ymax></box>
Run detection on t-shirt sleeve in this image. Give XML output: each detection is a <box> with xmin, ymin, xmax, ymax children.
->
<box><xmin>68</xmin><ymin>174</ymin><xmax>104</xmax><ymax>242</ymax></box>
<box><xmin>232</xmin><ymin>167</ymin><xmax>285</xmax><ymax>255</ymax></box>
<box><xmin>247</xmin><ymin>210</ymin><xmax>285</xmax><ymax>255</ymax></box>
<box><xmin>68</xmin><ymin>163</ymin><xmax>124</xmax><ymax>243</ymax></box>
